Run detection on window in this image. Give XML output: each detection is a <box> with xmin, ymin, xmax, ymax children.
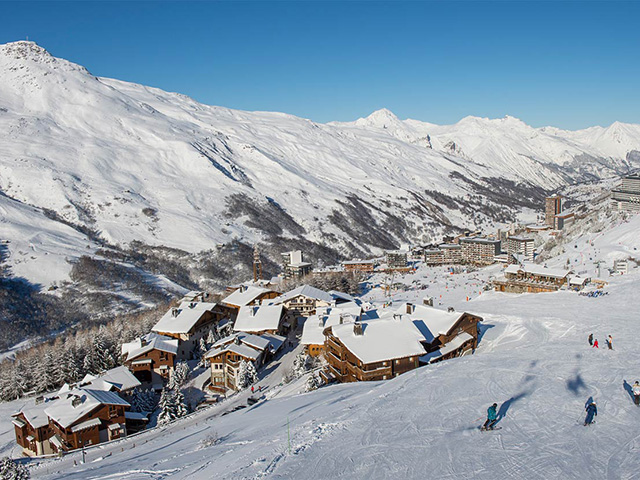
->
<box><xmin>109</xmin><ymin>405</ymin><xmax>118</xmax><ymax>418</ymax></box>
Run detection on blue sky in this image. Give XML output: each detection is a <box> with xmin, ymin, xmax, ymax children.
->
<box><xmin>2</xmin><ymin>1</ymin><xmax>639</xmax><ymax>129</ymax></box>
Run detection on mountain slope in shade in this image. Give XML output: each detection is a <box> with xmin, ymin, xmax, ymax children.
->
<box><xmin>0</xmin><ymin>41</ymin><xmax>639</xmax><ymax>289</ymax></box>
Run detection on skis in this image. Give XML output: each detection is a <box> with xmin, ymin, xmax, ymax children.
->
<box><xmin>479</xmin><ymin>426</ymin><xmax>502</xmax><ymax>432</ymax></box>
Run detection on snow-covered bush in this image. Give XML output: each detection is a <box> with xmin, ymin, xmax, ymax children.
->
<box><xmin>0</xmin><ymin>457</ymin><xmax>30</xmax><ymax>479</ymax></box>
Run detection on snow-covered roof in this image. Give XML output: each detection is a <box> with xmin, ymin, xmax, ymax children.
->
<box><xmin>71</xmin><ymin>417</ymin><xmax>102</xmax><ymax>433</ymax></box>
<box><xmin>80</xmin><ymin>366</ymin><xmax>141</xmax><ymax>393</ymax></box>
<box><xmin>508</xmin><ymin>235</ymin><xmax>534</xmax><ymax>242</ymax></box>
<box><xmin>328</xmin><ymin>290</ymin><xmax>358</xmax><ymax>304</ymax></box>
<box><xmin>261</xmin><ymin>333</ymin><xmax>286</xmax><ymax>353</ymax></box>
<box><xmin>222</xmin><ymin>285</ymin><xmax>273</xmax><ymax>308</ymax></box>
<box><xmin>234</xmin><ymin>304</ymin><xmax>284</xmax><ymax>333</ymax></box>
<box><xmin>569</xmin><ymin>276</ymin><xmax>589</xmax><ymax>286</ymax></box>
<box><xmin>16</xmin><ymin>402</ymin><xmax>51</xmax><ymax>429</ymax></box>
<box><xmin>45</xmin><ymin>389</ymin><xmax>129</xmax><ymax>429</ymax></box>
<box><xmin>420</xmin><ymin>332</ymin><xmax>475</xmax><ymax>364</ymax></box>
<box><xmin>342</xmin><ymin>259</ymin><xmax>375</xmax><ymax>265</ymax></box>
<box><xmin>330</xmin><ymin>316</ymin><xmax>427</xmax><ymax>364</ymax></box>
<box><xmin>392</xmin><ymin>303</ymin><xmax>468</xmax><ymax>340</ymax></box>
<box><xmin>505</xmin><ymin>263</ymin><xmax>571</xmax><ymax>279</ymax></box>
<box><xmin>205</xmin><ymin>343</ymin><xmax>260</xmax><ymax>361</ymax></box>
<box><xmin>152</xmin><ymin>301</ymin><xmax>216</xmax><ymax>335</ymax></box>
<box><xmin>303</xmin><ymin>303</ymin><xmax>364</xmax><ymax>346</ymax></box>
<box><xmin>272</xmin><ymin>285</ymin><xmax>334</xmax><ymax>304</ymax></box>
<box><xmin>121</xmin><ymin>332</ymin><xmax>179</xmax><ymax>361</ymax></box>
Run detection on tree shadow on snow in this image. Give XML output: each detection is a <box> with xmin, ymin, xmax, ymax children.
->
<box><xmin>623</xmin><ymin>380</ymin><xmax>635</xmax><ymax>402</ymax></box>
<box><xmin>566</xmin><ymin>370</ymin><xmax>587</xmax><ymax>395</ymax></box>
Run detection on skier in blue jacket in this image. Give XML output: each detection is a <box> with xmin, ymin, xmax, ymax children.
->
<box><xmin>584</xmin><ymin>401</ymin><xmax>597</xmax><ymax>426</ymax></box>
<box><xmin>482</xmin><ymin>403</ymin><xmax>498</xmax><ymax>430</ymax></box>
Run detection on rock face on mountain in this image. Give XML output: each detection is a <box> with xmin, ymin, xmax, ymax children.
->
<box><xmin>0</xmin><ymin>41</ymin><xmax>639</xmax><ymax>289</ymax></box>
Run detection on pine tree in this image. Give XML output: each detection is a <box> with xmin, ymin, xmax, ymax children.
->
<box><xmin>157</xmin><ymin>387</ymin><xmax>188</xmax><ymax>425</ymax></box>
<box><xmin>130</xmin><ymin>388</ymin><xmax>157</xmax><ymax>413</ymax></box>
<box><xmin>34</xmin><ymin>352</ymin><xmax>56</xmax><ymax>394</ymax></box>
<box><xmin>206</xmin><ymin>328</ymin><xmax>218</xmax><ymax>346</ymax></box>
<box><xmin>197</xmin><ymin>338</ymin><xmax>208</xmax><ymax>366</ymax></box>
<box><xmin>0</xmin><ymin>457</ymin><xmax>30</xmax><ymax>479</ymax></box>
<box><xmin>236</xmin><ymin>360</ymin><xmax>258</xmax><ymax>389</ymax></box>
<box><xmin>292</xmin><ymin>352</ymin><xmax>312</xmax><ymax>378</ymax></box>
<box><xmin>168</xmin><ymin>361</ymin><xmax>190</xmax><ymax>390</ymax></box>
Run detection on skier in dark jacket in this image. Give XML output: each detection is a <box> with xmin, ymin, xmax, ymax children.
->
<box><xmin>584</xmin><ymin>401</ymin><xmax>597</xmax><ymax>425</ymax></box>
<box><xmin>482</xmin><ymin>403</ymin><xmax>498</xmax><ymax>430</ymax></box>
<box><xmin>588</xmin><ymin>334</ymin><xmax>593</xmax><ymax>346</ymax></box>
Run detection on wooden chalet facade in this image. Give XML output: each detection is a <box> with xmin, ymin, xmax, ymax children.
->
<box><xmin>322</xmin><ymin>304</ymin><xmax>481</xmax><ymax>384</ymax></box>
<box><xmin>205</xmin><ymin>333</ymin><xmax>283</xmax><ymax>392</ymax></box>
<box><xmin>493</xmin><ymin>264</ymin><xmax>571</xmax><ymax>293</ymax></box>
<box><xmin>152</xmin><ymin>302</ymin><xmax>233</xmax><ymax>361</ymax></box>
<box><xmin>271</xmin><ymin>285</ymin><xmax>335</xmax><ymax>317</ymax></box>
<box><xmin>122</xmin><ymin>333</ymin><xmax>179</xmax><ymax>388</ymax></box>
<box><xmin>13</xmin><ymin>389</ymin><xmax>130</xmax><ymax>456</ymax></box>
<box><xmin>12</xmin><ymin>407</ymin><xmax>52</xmax><ymax>456</ymax></box>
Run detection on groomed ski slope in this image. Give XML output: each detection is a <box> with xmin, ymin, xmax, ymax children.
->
<box><xmin>31</xmin><ymin>271</ymin><xmax>640</xmax><ymax>478</ymax></box>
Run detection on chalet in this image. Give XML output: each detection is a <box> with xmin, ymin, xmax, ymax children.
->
<box><xmin>493</xmin><ymin>263</ymin><xmax>572</xmax><ymax>293</ymax></box>
<box><xmin>569</xmin><ymin>276</ymin><xmax>589</xmax><ymax>291</ymax></box>
<box><xmin>233</xmin><ymin>304</ymin><xmax>288</xmax><ymax>335</ymax></box>
<box><xmin>180</xmin><ymin>291</ymin><xmax>212</xmax><ymax>303</ymax></box>
<box><xmin>205</xmin><ymin>332</ymin><xmax>284</xmax><ymax>392</ymax></box>
<box><xmin>12</xmin><ymin>400</ymin><xmax>53</xmax><ymax>456</ymax></box>
<box><xmin>121</xmin><ymin>333</ymin><xmax>179</xmax><ymax>388</ymax></box>
<box><xmin>342</xmin><ymin>259</ymin><xmax>375</xmax><ymax>273</ymax></box>
<box><xmin>506</xmin><ymin>235</ymin><xmax>535</xmax><ymax>263</ymax></box>
<box><xmin>77</xmin><ymin>366</ymin><xmax>141</xmax><ymax>396</ymax></box>
<box><xmin>270</xmin><ymin>285</ymin><xmax>335</xmax><ymax>317</ymax></box>
<box><xmin>152</xmin><ymin>301</ymin><xmax>230</xmax><ymax>360</ymax></box>
<box><xmin>45</xmin><ymin>389</ymin><xmax>129</xmax><ymax>453</ymax></box>
<box><xmin>221</xmin><ymin>285</ymin><xmax>279</xmax><ymax>311</ymax></box>
<box><xmin>301</xmin><ymin>302</ymin><xmax>363</xmax><ymax>357</ymax></box>
<box><xmin>460</xmin><ymin>237</ymin><xmax>501</xmax><ymax>265</ymax></box>
<box><xmin>323</xmin><ymin>303</ymin><xmax>481</xmax><ymax>383</ymax></box>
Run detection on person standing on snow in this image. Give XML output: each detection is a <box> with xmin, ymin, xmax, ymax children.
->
<box><xmin>593</xmin><ymin>339</ymin><xmax>599</xmax><ymax>349</ymax></box>
<box><xmin>584</xmin><ymin>402</ymin><xmax>597</xmax><ymax>425</ymax></box>
<box><xmin>607</xmin><ymin>335</ymin><xmax>613</xmax><ymax>350</ymax></box>
<box><xmin>588</xmin><ymin>333</ymin><xmax>593</xmax><ymax>346</ymax></box>
<box><xmin>482</xmin><ymin>403</ymin><xmax>498</xmax><ymax>430</ymax></box>
<box><xmin>633</xmin><ymin>382</ymin><xmax>640</xmax><ymax>406</ymax></box>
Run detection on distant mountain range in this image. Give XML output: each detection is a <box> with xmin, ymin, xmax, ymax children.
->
<box><xmin>1</xmin><ymin>40</ymin><xmax>639</xmax><ymax>290</ymax></box>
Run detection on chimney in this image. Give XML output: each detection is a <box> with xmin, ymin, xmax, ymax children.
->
<box><xmin>448</xmin><ymin>307</ymin><xmax>455</xmax><ymax>313</ymax></box>
<box><xmin>353</xmin><ymin>323</ymin><xmax>363</xmax><ymax>336</ymax></box>
<box><xmin>140</xmin><ymin>337</ymin><xmax>148</xmax><ymax>348</ymax></box>
<box><xmin>172</xmin><ymin>307</ymin><xmax>180</xmax><ymax>317</ymax></box>
<box><xmin>406</xmin><ymin>303</ymin><xmax>413</xmax><ymax>314</ymax></box>
<box><xmin>189</xmin><ymin>302</ymin><xmax>196</xmax><ymax>309</ymax></box>
<box><xmin>71</xmin><ymin>395</ymin><xmax>83</xmax><ymax>408</ymax></box>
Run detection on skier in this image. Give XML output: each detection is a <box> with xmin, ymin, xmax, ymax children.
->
<box><xmin>251</xmin><ymin>385</ymin><xmax>255</xmax><ymax>394</ymax></box>
<box><xmin>588</xmin><ymin>333</ymin><xmax>593</xmax><ymax>346</ymax></box>
<box><xmin>593</xmin><ymin>339</ymin><xmax>599</xmax><ymax>349</ymax></box>
<box><xmin>607</xmin><ymin>335</ymin><xmax>613</xmax><ymax>350</ymax></box>
<box><xmin>584</xmin><ymin>401</ymin><xmax>597</xmax><ymax>426</ymax></box>
<box><xmin>482</xmin><ymin>403</ymin><xmax>498</xmax><ymax>431</ymax></box>
<box><xmin>633</xmin><ymin>382</ymin><xmax>640</xmax><ymax>406</ymax></box>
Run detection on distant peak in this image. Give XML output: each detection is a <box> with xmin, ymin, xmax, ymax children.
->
<box><xmin>0</xmin><ymin>41</ymin><xmax>52</xmax><ymax>60</ymax></box>
<box><xmin>355</xmin><ymin>108</ymin><xmax>402</xmax><ymax>128</ymax></box>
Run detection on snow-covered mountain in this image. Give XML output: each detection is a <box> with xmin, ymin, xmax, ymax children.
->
<box><xmin>1</xmin><ymin>41</ymin><xmax>639</xmax><ymax>289</ymax></box>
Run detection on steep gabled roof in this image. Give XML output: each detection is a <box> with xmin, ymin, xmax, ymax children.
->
<box><xmin>121</xmin><ymin>332</ymin><xmax>179</xmax><ymax>361</ymax></box>
<box><xmin>152</xmin><ymin>301</ymin><xmax>217</xmax><ymax>335</ymax></box>
<box><xmin>222</xmin><ymin>285</ymin><xmax>274</xmax><ymax>308</ymax></box>
<box><xmin>234</xmin><ymin>304</ymin><xmax>284</xmax><ymax>333</ymax></box>
<box><xmin>272</xmin><ymin>285</ymin><xmax>334</xmax><ymax>304</ymax></box>
<box><xmin>45</xmin><ymin>389</ymin><xmax>129</xmax><ymax>429</ymax></box>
